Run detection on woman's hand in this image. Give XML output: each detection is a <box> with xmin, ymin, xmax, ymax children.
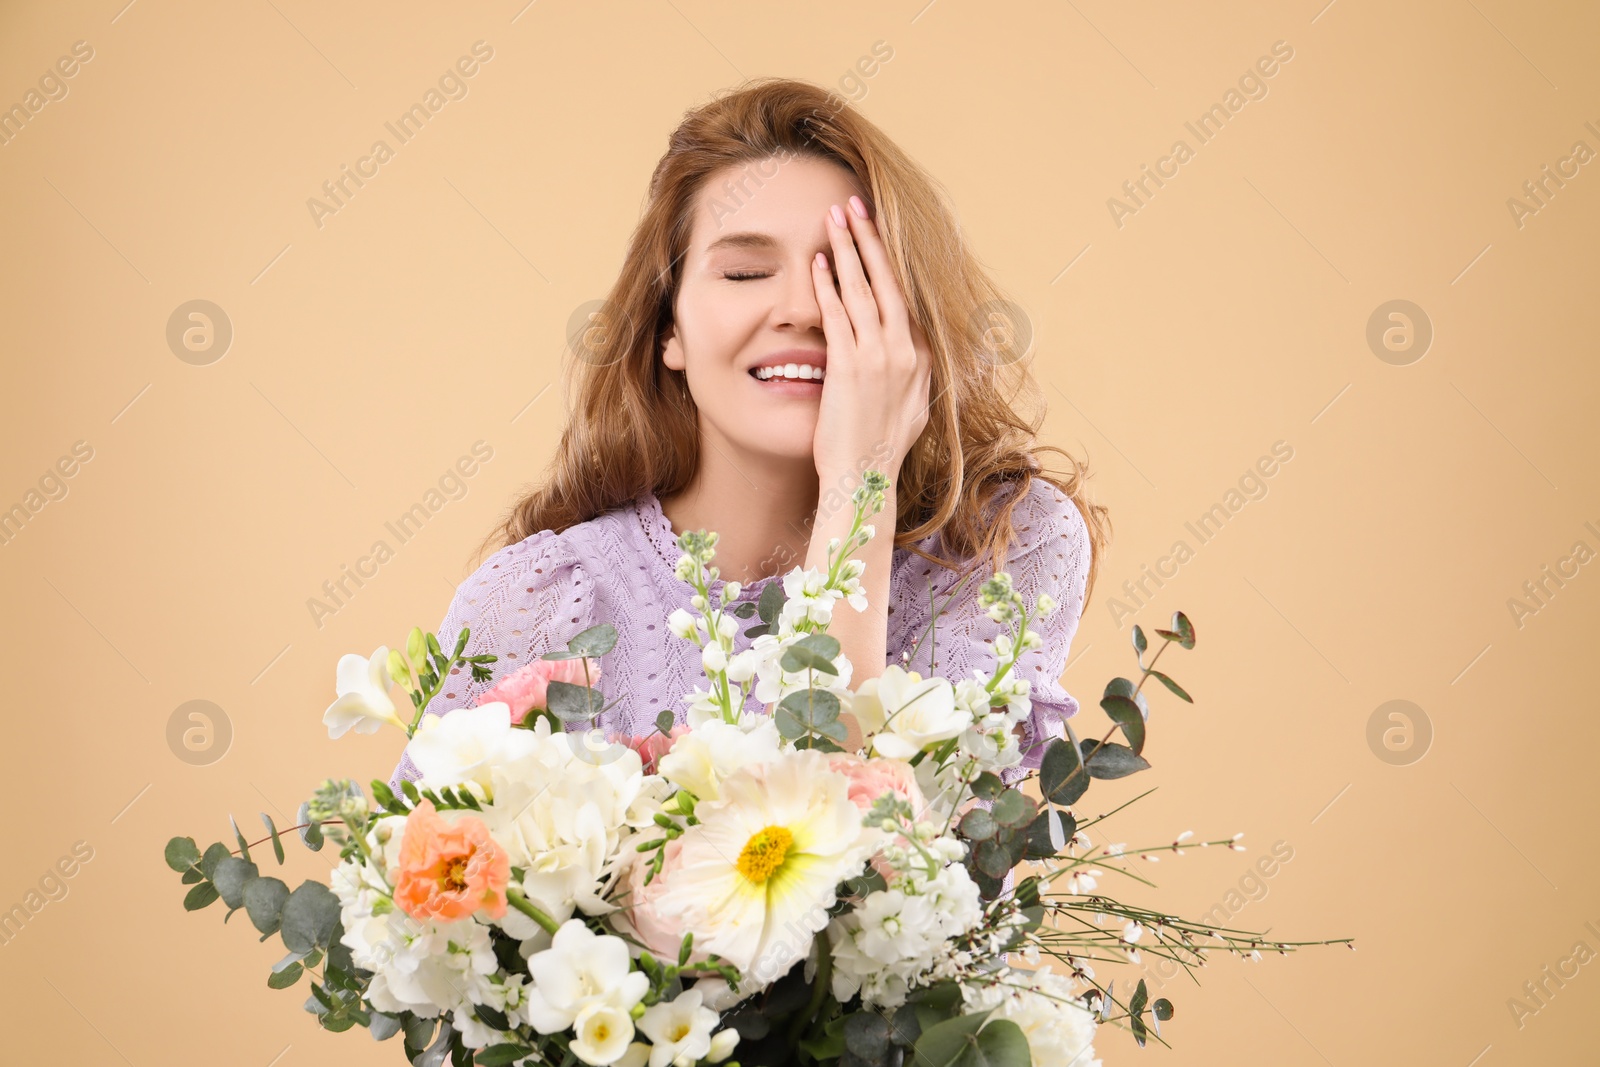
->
<box><xmin>810</xmin><ymin>195</ymin><xmax>933</xmax><ymax>486</ymax></box>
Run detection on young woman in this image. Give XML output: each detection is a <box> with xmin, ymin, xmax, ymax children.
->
<box><xmin>393</xmin><ymin>77</ymin><xmax>1110</xmax><ymax>786</ymax></box>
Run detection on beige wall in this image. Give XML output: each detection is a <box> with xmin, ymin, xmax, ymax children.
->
<box><xmin>2</xmin><ymin>0</ymin><xmax>1596</xmax><ymax>1062</ymax></box>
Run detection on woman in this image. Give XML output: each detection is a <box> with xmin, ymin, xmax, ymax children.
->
<box><xmin>393</xmin><ymin>77</ymin><xmax>1110</xmax><ymax>786</ymax></box>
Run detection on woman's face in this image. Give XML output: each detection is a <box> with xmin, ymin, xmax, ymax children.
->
<box><xmin>661</xmin><ymin>153</ymin><xmax>867</xmax><ymax>467</ymax></box>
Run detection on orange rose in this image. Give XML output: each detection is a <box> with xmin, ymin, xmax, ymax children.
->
<box><xmin>392</xmin><ymin>799</ymin><xmax>510</xmax><ymax>923</ymax></box>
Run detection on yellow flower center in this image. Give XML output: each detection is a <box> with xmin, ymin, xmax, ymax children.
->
<box><xmin>737</xmin><ymin>825</ymin><xmax>794</xmax><ymax>883</ymax></box>
<box><xmin>441</xmin><ymin>856</ymin><xmax>469</xmax><ymax>892</ymax></box>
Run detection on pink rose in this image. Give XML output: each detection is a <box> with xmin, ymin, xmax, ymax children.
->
<box><xmin>826</xmin><ymin>752</ymin><xmax>928</xmax><ymax>819</ymax></box>
<box><xmin>609</xmin><ymin>725</ymin><xmax>689</xmax><ymax>775</ymax></box>
<box><xmin>611</xmin><ymin>836</ymin><xmax>701</xmax><ymax>966</ymax></box>
<box><xmin>473</xmin><ymin>657</ymin><xmax>602</xmax><ymax>725</ymax></box>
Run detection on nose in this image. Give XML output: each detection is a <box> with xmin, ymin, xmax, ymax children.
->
<box><xmin>773</xmin><ymin>252</ymin><xmax>826</xmax><ymax>334</ymax></box>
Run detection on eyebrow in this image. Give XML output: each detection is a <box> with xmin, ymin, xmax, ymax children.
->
<box><xmin>702</xmin><ymin>231</ymin><xmax>780</xmax><ymax>254</ymax></box>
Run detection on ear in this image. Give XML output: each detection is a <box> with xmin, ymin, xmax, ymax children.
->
<box><xmin>661</xmin><ymin>322</ymin><xmax>685</xmax><ymax>372</ymax></box>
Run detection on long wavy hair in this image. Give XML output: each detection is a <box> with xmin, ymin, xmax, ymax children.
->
<box><xmin>484</xmin><ymin>77</ymin><xmax>1112</xmax><ymax>605</ymax></box>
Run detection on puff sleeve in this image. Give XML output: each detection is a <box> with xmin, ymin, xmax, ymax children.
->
<box><xmin>390</xmin><ymin>529</ymin><xmax>599</xmax><ymax>785</ymax></box>
<box><xmin>893</xmin><ymin>481</ymin><xmax>1091</xmax><ymax>787</ymax></box>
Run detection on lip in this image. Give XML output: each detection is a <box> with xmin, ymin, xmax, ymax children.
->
<box><xmin>747</xmin><ymin>348</ymin><xmax>828</xmax><ymax>395</ymax></box>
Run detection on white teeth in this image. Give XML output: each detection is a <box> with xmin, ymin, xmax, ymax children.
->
<box><xmin>756</xmin><ymin>364</ymin><xmax>825</xmax><ymax>382</ymax></box>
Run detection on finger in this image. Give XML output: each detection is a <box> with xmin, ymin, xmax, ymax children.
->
<box><xmin>844</xmin><ymin>196</ymin><xmax>910</xmax><ymax>338</ymax></box>
<box><xmin>825</xmin><ymin>203</ymin><xmax>883</xmax><ymax>342</ymax></box>
<box><xmin>812</xmin><ymin>250</ymin><xmax>857</xmax><ymax>351</ymax></box>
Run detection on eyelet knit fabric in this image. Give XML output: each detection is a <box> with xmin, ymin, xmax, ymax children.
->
<box><xmin>391</xmin><ymin>479</ymin><xmax>1089</xmax><ymax>788</ymax></box>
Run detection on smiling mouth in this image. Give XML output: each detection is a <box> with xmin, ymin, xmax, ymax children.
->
<box><xmin>750</xmin><ymin>365</ymin><xmax>826</xmax><ymax>383</ymax></box>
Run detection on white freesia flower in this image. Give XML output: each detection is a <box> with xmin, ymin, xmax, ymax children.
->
<box><xmin>636</xmin><ymin>989</ymin><xmax>720</xmax><ymax>1067</ymax></box>
<box><xmin>572</xmin><ymin>1000</ymin><xmax>636</xmax><ymax>1065</ymax></box>
<box><xmin>706</xmin><ymin>1028</ymin><xmax>740</xmax><ymax>1063</ymax></box>
<box><xmin>323</xmin><ymin>647</ymin><xmax>406</xmax><ymax>738</ymax></box>
<box><xmin>867</xmin><ymin>666</ymin><xmax>971</xmax><ymax>761</ymax></box>
<box><xmin>656</xmin><ymin>717</ymin><xmax>781</xmax><ymax>802</ymax></box>
<box><xmin>404</xmin><ymin>702</ymin><xmax>539</xmax><ymax>791</ymax></box>
<box><xmin>524</xmin><ymin>919</ymin><xmax>649</xmax><ymax>1035</ymax></box>
<box><xmin>649</xmin><ymin>749</ymin><xmax>870</xmax><ymax>986</ymax></box>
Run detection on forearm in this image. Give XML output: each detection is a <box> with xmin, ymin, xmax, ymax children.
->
<box><xmin>806</xmin><ymin>479</ymin><xmax>895</xmax><ymax>688</ymax></box>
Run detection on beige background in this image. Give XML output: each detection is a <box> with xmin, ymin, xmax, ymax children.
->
<box><xmin>2</xmin><ymin>0</ymin><xmax>1596</xmax><ymax>1063</ymax></box>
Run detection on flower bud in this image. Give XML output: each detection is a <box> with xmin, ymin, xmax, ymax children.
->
<box><xmin>406</xmin><ymin>627</ymin><xmax>427</xmax><ymax>669</ymax></box>
<box><xmin>387</xmin><ymin>649</ymin><xmax>412</xmax><ymax>687</ymax></box>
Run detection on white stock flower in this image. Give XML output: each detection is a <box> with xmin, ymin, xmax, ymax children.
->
<box><xmin>964</xmin><ymin>970</ymin><xmax>1101</xmax><ymax>1067</ymax></box>
<box><xmin>667</xmin><ymin>608</ymin><xmax>698</xmax><ymax>640</ymax></box>
<box><xmin>701</xmin><ymin>643</ymin><xmax>728</xmax><ymax>675</ymax></box>
<box><xmin>524</xmin><ymin>919</ymin><xmax>649</xmax><ymax>1035</ymax></box>
<box><xmin>403</xmin><ymin>702</ymin><xmax>539</xmax><ymax>791</ymax></box>
<box><xmin>323</xmin><ymin>647</ymin><xmax>406</xmax><ymax>738</ymax></box>
<box><xmin>636</xmin><ymin>989</ymin><xmax>720</xmax><ymax>1067</ymax></box>
<box><xmin>867</xmin><ymin>667</ymin><xmax>971</xmax><ymax>761</ymax></box>
<box><xmin>779</xmin><ymin>567</ymin><xmax>842</xmax><ymax>630</ymax></box>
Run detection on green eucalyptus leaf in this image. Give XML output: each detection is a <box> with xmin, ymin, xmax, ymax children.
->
<box><xmin>991</xmin><ymin>791</ymin><xmax>1034</xmax><ymax>830</ymax></box>
<box><xmin>183</xmin><ymin>881</ymin><xmax>220</xmax><ymax>911</ymax></box>
<box><xmin>546</xmin><ymin>679</ymin><xmax>606</xmax><ymax>721</ymax></box>
<box><xmin>280</xmin><ymin>880</ymin><xmax>341</xmax><ymax>954</ymax></box>
<box><xmin>213</xmin><ymin>856</ymin><xmax>259</xmax><ymax>910</ymax></box>
<box><xmin>1131</xmin><ymin>624</ymin><xmax>1147</xmax><ymax>655</ymax></box>
<box><xmin>969</xmin><ymin>772</ymin><xmax>1004</xmax><ymax>802</ymax></box>
<box><xmin>1153</xmin><ymin>998</ymin><xmax>1174</xmax><ymax>1021</ymax></box>
<box><xmin>1023</xmin><ymin>808</ymin><xmax>1076</xmax><ymax>860</ymax></box>
<box><xmin>974</xmin><ymin>839</ymin><xmax>1011</xmax><ymax>880</ymax></box>
<box><xmin>844</xmin><ymin>1012</ymin><xmax>891</xmax><ymax>1060</ymax></box>
<box><xmin>244</xmin><ymin>876</ymin><xmax>290</xmax><ymax>935</ymax></box>
<box><xmin>297</xmin><ymin>801</ymin><xmax>325</xmax><ymax>852</ymax></box>
<box><xmin>958</xmin><ymin>808</ymin><xmax>997</xmax><ymax>841</ymax></box>
<box><xmin>230</xmin><ymin>814</ymin><xmax>252</xmax><ymax>865</ymax></box>
<box><xmin>1100</xmin><ymin>695</ymin><xmax>1146</xmax><ymax>755</ymax></box>
<box><xmin>1039</xmin><ymin>738</ymin><xmax>1089</xmax><ymax>806</ymax></box>
<box><xmin>369</xmin><ymin>1012</ymin><xmax>404</xmax><ymax>1042</ymax></box>
<box><xmin>655</xmin><ymin>711</ymin><xmax>676</xmax><ymax>735</ymax></box>
<box><xmin>1149</xmin><ymin>669</ymin><xmax>1193</xmax><ymax>703</ymax></box>
<box><xmin>165</xmin><ymin>836</ymin><xmax>200</xmax><ymax>873</ymax></box>
<box><xmin>261</xmin><ymin>813</ymin><xmax>286</xmax><ymax>865</ymax></box>
<box><xmin>474</xmin><ymin>1046</ymin><xmax>534</xmax><ymax>1066</ymax></box>
<box><xmin>1080</xmin><ymin>739</ymin><xmax>1152</xmax><ymax>779</ymax></box>
<box><xmin>200</xmin><ymin>841</ymin><xmax>231</xmax><ymax>880</ymax></box>
<box><xmin>566</xmin><ymin>623</ymin><xmax>617</xmax><ymax>659</ymax></box>
<box><xmin>757</xmin><ymin>582</ymin><xmax>786</xmax><ymax>626</ymax></box>
<box><xmin>267</xmin><ymin>963</ymin><xmax>303</xmax><ymax>989</ymax></box>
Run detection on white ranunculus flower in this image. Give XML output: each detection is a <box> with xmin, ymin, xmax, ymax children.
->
<box><xmin>403</xmin><ymin>702</ymin><xmax>539</xmax><ymax>791</ymax></box>
<box><xmin>483</xmin><ymin>719</ymin><xmax>663</xmax><ymax>926</ymax></box>
<box><xmin>323</xmin><ymin>647</ymin><xmax>406</xmax><ymax>738</ymax></box>
<box><xmin>656</xmin><ymin>717</ymin><xmax>781</xmax><ymax>802</ymax></box>
<box><xmin>867</xmin><ymin>666</ymin><xmax>971</xmax><ymax>761</ymax></box>
<box><xmin>636</xmin><ymin>989</ymin><xmax>719</xmax><ymax>1067</ymax></box>
<box><xmin>524</xmin><ymin>919</ymin><xmax>649</xmax><ymax>1035</ymax></box>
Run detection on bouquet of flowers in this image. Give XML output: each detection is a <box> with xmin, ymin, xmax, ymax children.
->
<box><xmin>166</xmin><ymin>471</ymin><xmax>1348</xmax><ymax>1067</ymax></box>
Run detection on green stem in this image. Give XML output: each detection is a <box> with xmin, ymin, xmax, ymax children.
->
<box><xmin>786</xmin><ymin>928</ymin><xmax>833</xmax><ymax>1051</ymax></box>
<box><xmin>506</xmin><ymin>889</ymin><xmax>562</xmax><ymax>936</ymax></box>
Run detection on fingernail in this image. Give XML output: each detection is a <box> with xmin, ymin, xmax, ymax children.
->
<box><xmin>815</xmin><ymin>251</ymin><xmax>828</xmax><ymax>270</ymax></box>
<box><xmin>829</xmin><ymin>203</ymin><xmax>847</xmax><ymax>228</ymax></box>
<box><xmin>849</xmin><ymin>195</ymin><xmax>868</xmax><ymax>219</ymax></box>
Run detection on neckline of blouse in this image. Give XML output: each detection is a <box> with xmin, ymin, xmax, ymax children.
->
<box><xmin>633</xmin><ymin>491</ymin><xmax>784</xmax><ymax>602</ymax></box>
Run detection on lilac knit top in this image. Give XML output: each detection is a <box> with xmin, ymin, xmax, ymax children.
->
<box><xmin>392</xmin><ymin>479</ymin><xmax>1090</xmax><ymax>786</ymax></box>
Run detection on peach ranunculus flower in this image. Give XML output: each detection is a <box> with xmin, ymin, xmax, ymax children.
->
<box><xmin>825</xmin><ymin>752</ymin><xmax>929</xmax><ymax>820</ymax></box>
<box><xmin>392</xmin><ymin>799</ymin><xmax>510</xmax><ymax>923</ymax></box>
<box><xmin>474</xmin><ymin>657</ymin><xmax>603</xmax><ymax>725</ymax></box>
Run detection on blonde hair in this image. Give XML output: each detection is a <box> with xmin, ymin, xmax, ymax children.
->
<box><xmin>485</xmin><ymin>76</ymin><xmax>1111</xmax><ymax>604</ymax></box>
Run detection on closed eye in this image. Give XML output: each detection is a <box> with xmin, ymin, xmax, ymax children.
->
<box><xmin>722</xmin><ymin>271</ymin><xmax>771</xmax><ymax>281</ymax></box>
